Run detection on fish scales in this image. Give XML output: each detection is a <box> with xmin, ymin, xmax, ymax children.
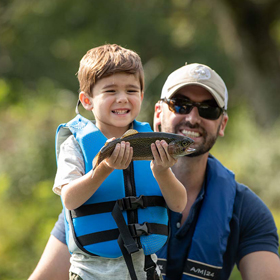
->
<box><xmin>92</xmin><ymin>130</ymin><xmax>194</xmax><ymax>170</ymax></box>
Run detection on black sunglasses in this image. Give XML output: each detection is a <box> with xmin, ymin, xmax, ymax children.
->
<box><xmin>161</xmin><ymin>98</ymin><xmax>225</xmax><ymax>120</ymax></box>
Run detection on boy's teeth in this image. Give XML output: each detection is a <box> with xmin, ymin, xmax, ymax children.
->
<box><xmin>113</xmin><ymin>110</ymin><xmax>128</xmax><ymax>114</ymax></box>
<box><xmin>182</xmin><ymin>130</ymin><xmax>200</xmax><ymax>137</ymax></box>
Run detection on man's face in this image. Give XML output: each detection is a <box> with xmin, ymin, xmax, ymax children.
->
<box><xmin>155</xmin><ymin>85</ymin><xmax>228</xmax><ymax>157</ymax></box>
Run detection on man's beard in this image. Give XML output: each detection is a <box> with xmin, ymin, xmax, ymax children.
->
<box><xmin>161</xmin><ymin>120</ymin><xmax>222</xmax><ymax>157</ymax></box>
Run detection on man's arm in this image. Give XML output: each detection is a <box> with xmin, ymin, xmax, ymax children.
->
<box><xmin>28</xmin><ymin>235</ymin><xmax>70</xmax><ymax>280</ymax></box>
<box><xmin>239</xmin><ymin>251</ymin><xmax>280</xmax><ymax>280</ymax></box>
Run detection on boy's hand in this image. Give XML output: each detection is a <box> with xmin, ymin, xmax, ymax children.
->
<box><xmin>150</xmin><ymin>140</ymin><xmax>177</xmax><ymax>174</ymax></box>
<box><xmin>104</xmin><ymin>141</ymin><xmax>133</xmax><ymax>170</ymax></box>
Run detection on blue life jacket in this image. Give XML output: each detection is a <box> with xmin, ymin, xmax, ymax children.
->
<box><xmin>157</xmin><ymin>156</ymin><xmax>236</xmax><ymax>280</ymax></box>
<box><xmin>55</xmin><ymin>114</ymin><xmax>169</xmax><ymax>258</ymax></box>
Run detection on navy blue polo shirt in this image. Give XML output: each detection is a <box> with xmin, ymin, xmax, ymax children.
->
<box><xmin>52</xmin><ymin>183</ymin><xmax>279</xmax><ymax>280</ymax></box>
<box><xmin>156</xmin><ymin>182</ymin><xmax>279</xmax><ymax>280</ymax></box>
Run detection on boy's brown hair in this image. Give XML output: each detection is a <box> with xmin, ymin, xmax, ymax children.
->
<box><xmin>77</xmin><ymin>44</ymin><xmax>144</xmax><ymax>96</ymax></box>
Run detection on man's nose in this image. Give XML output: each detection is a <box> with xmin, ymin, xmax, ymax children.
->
<box><xmin>184</xmin><ymin>106</ymin><xmax>201</xmax><ymax>124</ymax></box>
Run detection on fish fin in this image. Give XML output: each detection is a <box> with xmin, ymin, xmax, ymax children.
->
<box><xmin>121</xmin><ymin>129</ymin><xmax>139</xmax><ymax>139</ymax></box>
<box><xmin>91</xmin><ymin>168</ymin><xmax>95</xmax><ymax>178</ymax></box>
<box><xmin>100</xmin><ymin>142</ymin><xmax>109</xmax><ymax>153</ymax></box>
<box><xmin>100</xmin><ymin>137</ymin><xmax>116</xmax><ymax>152</ymax></box>
<box><xmin>91</xmin><ymin>153</ymin><xmax>100</xmax><ymax>175</ymax></box>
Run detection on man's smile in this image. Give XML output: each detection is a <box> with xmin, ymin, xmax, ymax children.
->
<box><xmin>180</xmin><ymin>129</ymin><xmax>201</xmax><ymax>138</ymax></box>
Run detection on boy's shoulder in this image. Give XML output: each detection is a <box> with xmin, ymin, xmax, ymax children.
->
<box><xmin>132</xmin><ymin>120</ymin><xmax>152</xmax><ymax>132</ymax></box>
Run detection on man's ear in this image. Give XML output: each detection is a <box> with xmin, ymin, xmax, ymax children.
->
<box><xmin>79</xmin><ymin>92</ymin><xmax>93</xmax><ymax>111</ymax></box>
<box><xmin>218</xmin><ymin>113</ymin><xmax>228</xmax><ymax>137</ymax></box>
<box><xmin>153</xmin><ymin>102</ymin><xmax>162</xmax><ymax>132</ymax></box>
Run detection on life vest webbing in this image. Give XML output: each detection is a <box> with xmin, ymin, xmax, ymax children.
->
<box><xmin>112</xmin><ymin>201</ymin><xmax>162</xmax><ymax>280</ymax></box>
<box><xmin>77</xmin><ymin>228</ymin><xmax>119</xmax><ymax>246</ymax></box>
<box><xmin>157</xmin><ymin>258</ymin><xmax>167</xmax><ymax>276</ymax></box>
<box><xmin>76</xmin><ymin>222</ymin><xmax>169</xmax><ymax>246</ymax></box>
<box><xmin>71</xmin><ymin>195</ymin><xmax>167</xmax><ymax>218</ymax></box>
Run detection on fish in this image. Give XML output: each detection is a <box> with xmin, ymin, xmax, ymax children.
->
<box><xmin>92</xmin><ymin>129</ymin><xmax>195</xmax><ymax>171</ymax></box>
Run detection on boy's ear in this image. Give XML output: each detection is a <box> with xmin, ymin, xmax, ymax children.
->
<box><xmin>153</xmin><ymin>102</ymin><xmax>162</xmax><ymax>132</ymax></box>
<box><xmin>79</xmin><ymin>92</ymin><xmax>93</xmax><ymax>111</ymax></box>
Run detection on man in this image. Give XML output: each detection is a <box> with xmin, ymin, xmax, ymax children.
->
<box><xmin>29</xmin><ymin>63</ymin><xmax>280</xmax><ymax>280</ymax></box>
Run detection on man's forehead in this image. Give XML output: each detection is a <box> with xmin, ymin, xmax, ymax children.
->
<box><xmin>173</xmin><ymin>85</ymin><xmax>214</xmax><ymax>100</ymax></box>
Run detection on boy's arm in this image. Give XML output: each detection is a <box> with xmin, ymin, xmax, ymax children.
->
<box><xmin>61</xmin><ymin>141</ymin><xmax>133</xmax><ymax>210</ymax></box>
<box><xmin>150</xmin><ymin>140</ymin><xmax>187</xmax><ymax>213</ymax></box>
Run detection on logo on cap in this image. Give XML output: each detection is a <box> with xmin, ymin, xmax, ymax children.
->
<box><xmin>188</xmin><ymin>65</ymin><xmax>211</xmax><ymax>80</ymax></box>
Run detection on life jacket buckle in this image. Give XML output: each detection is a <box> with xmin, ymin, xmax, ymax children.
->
<box><xmin>129</xmin><ymin>222</ymin><xmax>149</xmax><ymax>237</ymax></box>
<box><xmin>119</xmin><ymin>195</ymin><xmax>145</xmax><ymax>211</ymax></box>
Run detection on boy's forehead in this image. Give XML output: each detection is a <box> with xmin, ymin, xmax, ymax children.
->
<box><xmin>96</xmin><ymin>72</ymin><xmax>141</xmax><ymax>87</ymax></box>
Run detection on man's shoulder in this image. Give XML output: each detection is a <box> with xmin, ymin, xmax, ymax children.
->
<box><xmin>234</xmin><ymin>182</ymin><xmax>269</xmax><ymax>213</ymax></box>
<box><xmin>232</xmin><ymin>182</ymin><xmax>276</xmax><ymax>235</ymax></box>
<box><xmin>230</xmin><ymin>183</ymin><xmax>279</xmax><ymax>264</ymax></box>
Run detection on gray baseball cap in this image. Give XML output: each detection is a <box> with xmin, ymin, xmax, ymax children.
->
<box><xmin>161</xmin><ymin>63</ymin><xmax>228</xmax><ymax>109</ymax></box>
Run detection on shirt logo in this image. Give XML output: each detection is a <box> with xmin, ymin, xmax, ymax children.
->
<box><xmin>184</xmin><ymin>259</ymin><xmax>221</xmax><ymax>280</ymax></box>
<box><xmin>190</xmin><ymin>266</ymin><xmax>215</xmax><ymax>278</ymax></box>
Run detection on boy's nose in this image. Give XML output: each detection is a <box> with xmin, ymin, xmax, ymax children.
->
<box><xmin>116</xmin><ymin>92</ymin><xmax>128</xmax><ymax>103</ymax></box>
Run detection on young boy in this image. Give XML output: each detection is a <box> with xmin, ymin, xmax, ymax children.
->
<box><xmin>53</xmin><ymin>44</ymin><xmax>187</xmax><ymax>280</ymax></box>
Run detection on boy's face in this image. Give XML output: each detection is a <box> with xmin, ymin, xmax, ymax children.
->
<box><xmin>83</xmin><ymin>72</ymin><xmax>143</xmax><ymax>138</ymax></box>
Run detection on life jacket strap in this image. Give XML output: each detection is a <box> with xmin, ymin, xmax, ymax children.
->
<box><xmin>71</xmin><ymin>195</ymin><xmax>167</xmax><ymax>218</ymax></box>
<box><xmin>75</xmin><ymin>222</ymin><xmax>169</xmax><ymax>247</ymax></box>
<box><xmin>118</xmin><ymin>195</ymin><xmax>166</xmax><ymax>211</ymax></box>
<box><xmin>117</xmin><ymin>235</ymin><xmax>138</xmax><ymax>280</ymax></box>
<box><xmin>113</xmin><ymin>202</ymin><xmax>162</xmax><ymax>280</ymax></box>
<box><xmin>145</xmin><ymin>255</ymin><xmax>160</xmax><ymax>280</ymax></box>
<box><xmin>112</xmin><ymin>202</ymin><xmax>140</xmax><ymax>254</ymax></box>
<box><xmin>128</xmin><ymin>222</ymin><xmax>168</xmax><ymax>238</ymax></box>
<box><xmin>117</xmin><ymin>239</ymin><xmax>161</xmax><ymax>280</ymax></box>
<box><xmin>77</xmin><ymin>228</ymin><xmax>120</xmax><ymax>246</ymax></box>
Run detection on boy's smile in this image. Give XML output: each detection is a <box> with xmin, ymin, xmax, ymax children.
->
<box><xmin>112</xmin><ymin>109</ymin><xmax>130</xmax><ymax>115</ymax></box>
<box><xmin>86</xmin><ymin>72</ymin><xmax>143</xmax><ymax>138</ymax></box>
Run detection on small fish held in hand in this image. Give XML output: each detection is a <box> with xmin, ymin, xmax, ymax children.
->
<box><xmin>92</xmin><ymin>129</ymin><xmax>195</xmax><ymax>171</ymax></box>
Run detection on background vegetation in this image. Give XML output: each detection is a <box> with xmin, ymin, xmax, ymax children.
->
<box><xmin>0</xmin><ymin>0</ymin><xmax>280</xmax><ymax>279</ymax></box>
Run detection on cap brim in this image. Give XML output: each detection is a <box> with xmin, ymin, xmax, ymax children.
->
<box><xmin>167</xmin><ymin>82</ymin><xmax>225</xmax><ymax>108</ymax></box>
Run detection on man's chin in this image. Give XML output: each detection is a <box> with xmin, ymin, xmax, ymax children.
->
<box><xmin>185</xmin><ymin>147</ymin><xmax>211</xmax><ymax>158</ymax></box>
<box><xmin>186</xmin><ymin>151</ymin><xmax>204</xmax><ymax>158</ymax></box>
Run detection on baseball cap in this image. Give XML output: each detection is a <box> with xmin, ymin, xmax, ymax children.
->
<box><xmin>161</xmin><ymin>63</ymin><xmax>228</xmax><ymax>109</ymax></box>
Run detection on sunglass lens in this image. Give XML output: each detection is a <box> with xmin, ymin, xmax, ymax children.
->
<box><xmin>174</xmin><ymin>104</ymin><xmax>192</xmax><ymax>114</ymax></box>
<box><xmin>165</xmin><ymin>98</ymin><xmax>223</xmax><ymax>120</ymax></box>
<box><xmin>198</xmin><ymin>107</ymin><xmax>222</xmax><ymax>120</ymax></box>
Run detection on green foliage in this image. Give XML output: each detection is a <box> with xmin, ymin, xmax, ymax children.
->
<box><xmin>0</xmin><ymin>1</ymin><xmax>280</xmax><ymax>279</ymax></box>
<box><xmin>0</xmin><ymin>86</ymin><xmax>75</xmax><ymax>279</ymax></box>
<box><xmin>212</xmin><ymin>104</ymin><xmax>280</xmax><ymax>208</ymax></box>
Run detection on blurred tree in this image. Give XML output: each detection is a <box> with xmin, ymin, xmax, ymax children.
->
<box><xmin>0</xmin><ymin>0</ymin><xmax>280</xmax><ymax>279</ymax></box>
<box><xmin>213</xmin><ymin>0</ymin><xmax>280</xmax><ymax>125</ymax></box>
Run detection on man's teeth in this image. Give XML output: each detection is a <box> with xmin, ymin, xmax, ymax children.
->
<box><xmin>113</xmin><ymin>110</ymin><xmax>129</xmax><ymax>114</ymax></box>
<box><xmin>182</xmin><ymin>130</ymin><xmax>200</xmax><ymax>137</ymax></box>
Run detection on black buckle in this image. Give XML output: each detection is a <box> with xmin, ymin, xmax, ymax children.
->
<box><xmin>118</xmin><ymin>195</ymin><xmax>145</xmax><ymax>211</ymax></box>
<box><xmin>129</xmin><ymin>223</ymin><xmax>149</xmax><ymax>237</ymax></box>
